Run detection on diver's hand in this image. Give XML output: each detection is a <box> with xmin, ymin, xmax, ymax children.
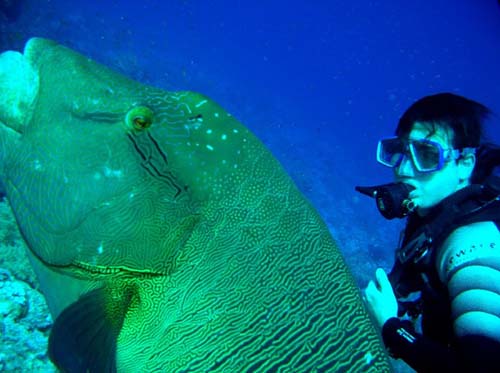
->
<box><xmin>364</xmin><ymin>268</ymin><xmax>398</xmax><ymax>328</ymax></box>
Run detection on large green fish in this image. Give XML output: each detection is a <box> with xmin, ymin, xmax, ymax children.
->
<box><xmin>0</xmin><ymin>38</ymin><xmax>390</xmax><ymax>372</ymax></box>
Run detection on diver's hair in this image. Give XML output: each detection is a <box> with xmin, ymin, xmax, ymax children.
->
<box><xmin>395</xmin><ymin>92</ymin><xmax>491</xmax><ymax>149</ymax></box>
<box><xmin>396</xmin><ymin>92</ymin><xmax>498</xmax><ymax>183</ymax></box>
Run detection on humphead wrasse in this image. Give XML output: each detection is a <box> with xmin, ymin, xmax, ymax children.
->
<box><xmin>0</xmin><ymin>38</ymin><xmax>390</xmax><ymax>372</ymax></box>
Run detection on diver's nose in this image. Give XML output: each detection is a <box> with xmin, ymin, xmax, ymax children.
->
<box><xmin>395</xmin><ymin>155</ymin><xmax>415</xmax><ymax>177</ymax></box>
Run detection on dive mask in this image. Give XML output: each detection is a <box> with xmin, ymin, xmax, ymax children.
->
<box><xmin>377</xmin><ymin>137</ymin><xmax>475</xmax><ymax>173</ymax></box>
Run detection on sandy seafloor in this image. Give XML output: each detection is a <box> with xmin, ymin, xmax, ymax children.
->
<box><xmin>2</xmin><ymin>0</ymin><xmax>500</xmax><ymax>372</ymax></box>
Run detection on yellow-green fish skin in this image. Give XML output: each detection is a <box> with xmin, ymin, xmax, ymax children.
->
<box><xmin>0</xmin><ymin>38</ymin><xmax>391</xmax><ymax>372</ymax></box>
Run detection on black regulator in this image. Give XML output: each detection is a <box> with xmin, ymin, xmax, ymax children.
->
<box><xmin>355</xmin><ymin>182</ymin><xmax>416</xmax><ymax>219</ymax></box>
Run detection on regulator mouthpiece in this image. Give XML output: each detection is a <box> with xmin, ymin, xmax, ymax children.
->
<box><xmin>355</xmin><ymin>182</ymin><xmax>416</xmax><ymax>219</ymax></box>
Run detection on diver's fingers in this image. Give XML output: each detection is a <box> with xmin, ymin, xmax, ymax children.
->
<box><xmin>365</xmin><ymin>280</ymin><xmax>379</xmax><ymax>299</ymax></box>
<box><xmin>375</xmin><ymin>268</ymin><xmax>391</xmax><ymax>292</ymax></box>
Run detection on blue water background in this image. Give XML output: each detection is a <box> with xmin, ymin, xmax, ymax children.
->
<box><xmin>2</xmin><ymin>0</ymin><xmax>500</xmax><ymax>286</ymax></box>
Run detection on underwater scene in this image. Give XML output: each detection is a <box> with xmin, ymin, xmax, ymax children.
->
<box><xmin>1</xmin><ymin>0</ymin><xmax>500</xmax><ymax>372</ymax></box>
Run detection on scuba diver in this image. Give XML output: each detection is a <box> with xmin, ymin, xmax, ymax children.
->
<box><xmin>358</xmin><ymin>93</ymin><xmax>500</xmax><ymax>372</ymax></box>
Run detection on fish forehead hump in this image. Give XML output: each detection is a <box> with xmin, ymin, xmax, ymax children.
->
<box><xmin>0</xmin><ymin>38</ymin><xmax>390</xmax><ymax>371</ymax></box>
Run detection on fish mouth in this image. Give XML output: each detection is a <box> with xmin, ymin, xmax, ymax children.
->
<box><xmin>48</xmin><ymin>259</ymin><xmax>167</xmax><ymax>279</ymax></box>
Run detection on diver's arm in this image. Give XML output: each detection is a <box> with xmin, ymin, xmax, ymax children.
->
<box><xmin>437</xmin><ymin>221</ymin><xmax>500</xmax><ymax>371</ymax></box>
<box><xmin>366</xmin><ymin>270</ymin><xmax>463</xmax><ymax>371</ymax></box>
<box><xmin>381</xmin><ymin>317</ymin><xmax>462</xmax><ymax>371</ymax></box>
<box><xmin>381</xmin><ymin>316</ymin><xmax>500</xmax><ymax>371</ymax></box>
<box><xmin>368</xmin><ymin>221</ymin><xmax>500</xmax><ymax>372</ymax></box>
<box><xmin>382</xmin><ymin>222</ymin><xmax>500</xmax><ymax>372</ymax></box>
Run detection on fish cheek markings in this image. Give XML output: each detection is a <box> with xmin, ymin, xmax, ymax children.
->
<box><xmin>126</xmin><ymin>131</ymin><xmax>186</xmax><ymax>198</ymax></box>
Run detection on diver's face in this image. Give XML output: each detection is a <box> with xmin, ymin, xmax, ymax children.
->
<box><xmin>394</xmin><ymin>122</ymin><xmax>469</xmax><ymax>215</ymax></box>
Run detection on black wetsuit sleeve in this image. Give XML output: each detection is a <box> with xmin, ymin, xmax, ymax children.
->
<box><xmin>382</xmin><ymin>317</ymin><xmax>500</xmax><ymax>372</ymax></box>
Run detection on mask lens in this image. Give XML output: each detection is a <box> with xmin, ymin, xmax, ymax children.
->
<box><xmin>377</xmin><ymin>138</ymin><xmax>405</xmax><ymax>167</ymax></box>
<box><xmin>410</xmin><ymin>140</ymin><xmax>442</xmax><ymax>172</ymax></box>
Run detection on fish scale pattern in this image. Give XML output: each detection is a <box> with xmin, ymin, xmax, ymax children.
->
<box><xmin>0</xmin><ymin>38</ymin><xmax>391</xmax><ymax>372</ymax></box>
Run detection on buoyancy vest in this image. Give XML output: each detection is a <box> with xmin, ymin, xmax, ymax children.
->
<box><xmin>388</xmin><ymin>175</ymin><xmax>500</xmax><ymax>311</ymax></box>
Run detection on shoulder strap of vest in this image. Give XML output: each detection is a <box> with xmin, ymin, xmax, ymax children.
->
<box><xmin>397</xmin><ymin>184</ymin><xmax>486</xmax><ymax>264</ymax></box>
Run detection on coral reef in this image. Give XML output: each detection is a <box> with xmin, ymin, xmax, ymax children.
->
<box><xmin>0</xmin><ymin>201</ymin><xmax>56</xmax><ymax>372</ymax></box>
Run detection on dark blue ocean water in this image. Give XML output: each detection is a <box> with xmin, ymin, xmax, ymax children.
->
<box><xmin>1</xmin><ymin>4</ymin><xmax>500</xmax><ymax>370</ymax></box>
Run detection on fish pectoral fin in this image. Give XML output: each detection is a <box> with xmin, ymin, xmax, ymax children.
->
<box><xmin>48</xmin><ymin>287</ymin><xmax>130</xmax><ymax>373</ymax></box>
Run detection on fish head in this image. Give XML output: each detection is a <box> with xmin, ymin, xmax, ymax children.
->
<box><xmin>0</xmin><ymin>38</ymin><xmax>252</xmax><ymax>279</ymax></box>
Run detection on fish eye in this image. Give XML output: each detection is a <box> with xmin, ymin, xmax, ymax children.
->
<box><xmin>125</xmin><ymin>106</ymin><xmax>154</xmax><ymax>130</ymax></box>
